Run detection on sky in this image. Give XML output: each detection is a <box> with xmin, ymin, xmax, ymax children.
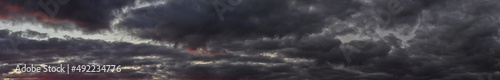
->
<box><xmin>1</xmin><ymin>0</ymin><xmax>500</xmax><ymax>80</ymax></box>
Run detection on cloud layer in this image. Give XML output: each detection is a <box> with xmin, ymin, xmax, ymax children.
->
<box><xmin>1</xmin><ymin>0</ymin><xmax>500</xmax><ymax>80</ymax></box>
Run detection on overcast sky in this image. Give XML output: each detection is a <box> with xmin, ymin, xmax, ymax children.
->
<box><xmin>1</xmin><ymin>0</ymin><xmax>500</xmax><ymax>80</ymax></box>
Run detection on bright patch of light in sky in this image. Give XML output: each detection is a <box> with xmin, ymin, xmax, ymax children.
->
<box><xmin>0</xmin><ymin>21</ymin><xmax>150</xmax><ymax>44</ymax></box>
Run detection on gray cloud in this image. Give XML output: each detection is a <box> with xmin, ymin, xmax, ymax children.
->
<box><xmin>1</xmin><ymin>0</ymin><xmax>500</xmax><ymax>80</ymax></box>
<box><xmin>117</xmin><ymin>0</ymin><xmax>361</xmax><ymax>49</ymax></box>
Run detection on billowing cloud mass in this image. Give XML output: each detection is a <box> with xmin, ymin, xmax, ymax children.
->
<box><xmin>1</xmin><ymin>0</ymin><xmax>500</xmax><ymax>80</ymax></box>
<box><xmin>116</xmin><ymin>0</ymin><xmax>361</xmax><ymax>50</ymax></box>
<box><xmin>0</xmin><ymin>0</ymin><xmax>134</xmax><ymax>31</ymax></box>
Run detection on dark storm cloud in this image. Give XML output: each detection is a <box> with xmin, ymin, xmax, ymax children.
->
<box><xmin>0</xmin><ymin>30</ymin><xmax>304</xmax><ymax>79</ymax></box>
<box><xmin>0</xmin><ymin>29</ymin><xmax>190</xmax><ymax>79</ymax></box>
<box><xmin>210</xmin><ymin>33</ymin><xmax>390</xmax><ymax>65</ymax></box>
<box><xmin>0</xmin><ymin>0</ymin><xmax>135</xmax><ymax>32</ymax></box>
<box><xmin>342</xmin><ymin>0</ymin><xmax>500</xmax><ymax>80</ymax></box>
<box><xmin>117</xmin><ymin>0</ymin><xmax>361</xmax><ymax>49</ymax></box>
<box><xmin>0</xmin><ymin>34</ymin><xmax>190</xmax><ymax>64</ymax></box>
<box><xmin>173</xmin><ymin>0</ymin><xmax>500</xmax><ymax>79</ymax></box>
<box><xmin>2</xmin><ymin>0</ymin><xmax>500</xmax><ymax>80</ymax></box>
<box><xmin>0</xmin><ymin>29</ymin><xmax>394</xmax><ymax>80</ymax></box>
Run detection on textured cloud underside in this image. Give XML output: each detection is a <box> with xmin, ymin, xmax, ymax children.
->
<box><xmin>1</xmin><ymin>0</ymin><xmax>500</xmax><ymax>80</ymax></box>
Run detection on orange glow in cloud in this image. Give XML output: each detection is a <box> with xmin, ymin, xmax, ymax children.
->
<box><xmin>187</xmin><ymin>48</ymin><xmax>198</xmax><ymax>53</ymax></box>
